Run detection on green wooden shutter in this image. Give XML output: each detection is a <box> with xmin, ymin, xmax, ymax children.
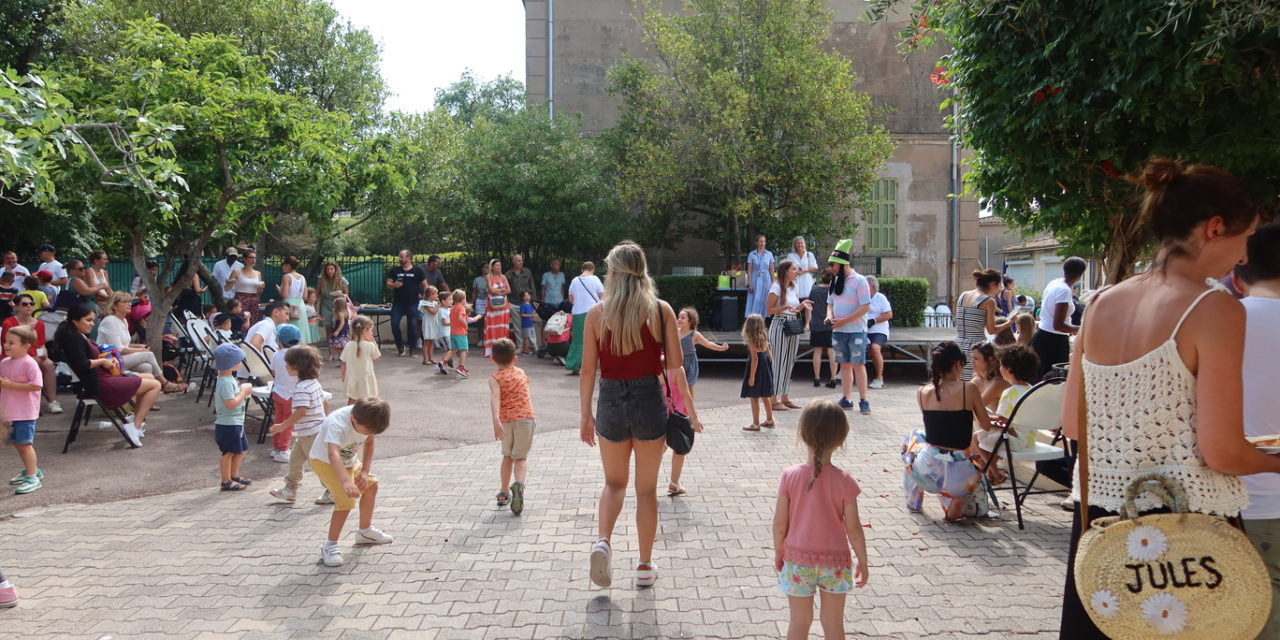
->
<box><xmin>864</xmin><ymin>179</ymin><xmax>898</xmax><ymax>253</ymax></box>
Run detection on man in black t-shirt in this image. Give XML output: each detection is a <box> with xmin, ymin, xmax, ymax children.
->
<box><xmin>385</xmin><ymin>249</ymin><xmax>428</xmax><ymax>356</ymax></box>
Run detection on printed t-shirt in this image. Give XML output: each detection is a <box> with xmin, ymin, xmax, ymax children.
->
<box><xmin>214</xmin><ymin>376</ymin><xmax>247</xmax><ymax>426</ymax></box>
<box><xmin>1038</xmin><ymin>278</ymin><xmax>1075</xmax><ymax>334</ymax></box>
<box><xmin>868</xmin><ymin>292</ymin><xmax>892</xmax><ymax>337</ymax></box>
<box><xmin>0</xmin><ymin>354</ymin><xmax>43</xmax><ymax>421</ymax></box>
<box><xmin>0</xmin><ymin>286</ymin><xmax>18</xmax><ymax>320</ymax></box>
<box><xmin>290</xmin><ymin>378</ymin><xmax>326</xmax><ymax>437</ymax></box>
<box><xmin>1242</xmin><ymin>296</ymin><xmax>1280</xmax><ymax>519</ymax></box>
<box><xmin>386</xmin><ymin>265</ymin><xmax>427</xmax><ymax>305</ymax></box>
<box><xmin>493</xmin><ymin>366</ymin><xmax>535</xmax><ymax>423</ymax></box>
<box><xmin>269</xmin><ymin>349</ymin><xmax>297</xmax><ymax>399</ymax></box>
<box><xmin>778</xmin><ymin>463</ymin><xmax>862</xmax><ymax>568</ymax></box>
<box><xmin>520</xmin><ymin>302</ymin><xmax>534</xmax><ymax>329</ymax></box>
<box><xmin>996</xmin><ymin>383</ymin><xmax>1031</xmax><ymax>419</ymax></box>
<box><xmin>828</xmin><ymin>270</ymin><xmax>871</xmax><ymax>334</ymax></box>
<box><xmin>309</xmin><ymin>405</ymin><xmax>366</xmax><ymax>467</ymax></box>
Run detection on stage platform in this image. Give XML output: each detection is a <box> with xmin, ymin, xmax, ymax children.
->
<box><xmin>698</xmin><ymin>326</ymin><xmax>954</xmax><ymax>375</ymax></box>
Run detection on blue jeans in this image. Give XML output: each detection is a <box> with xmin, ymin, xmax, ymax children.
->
<box><xmin>389</xmin><ymin>300</ymin><xmax>422</xmax><ymax>351</ymax></box>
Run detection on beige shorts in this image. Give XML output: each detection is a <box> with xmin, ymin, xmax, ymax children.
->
<box><xmin>501</xmin><ymin>418</ymin><xmax>536</xmax><ymax>459</ymax></box>
<box><xmin>976</xmin><ymin>427</ymin><xmax>1027</xmax><ymax>453</ymax></box>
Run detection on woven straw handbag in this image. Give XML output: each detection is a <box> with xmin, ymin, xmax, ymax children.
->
<box><xmin>1073</xmin><ymin>324</ymin><xmax>1270</xmax><ymax>638</ymax></box>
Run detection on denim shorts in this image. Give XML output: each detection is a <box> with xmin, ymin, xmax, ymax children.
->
<box><xmin>596</xmin><ymin>376</ymin><xmax>667</xmax><ymax>443</ymax></box>
<box><xmin>833</xmin><ymin>331</ymin><xmax>868</xmax><ymax>364</ymax></box>
<box><xmin>868</xmin><ymin>333</ymin><xmax>888</xmax><ymax>347</ymax></box>
<box><xmin>8</xmin><ymin>419</ymin><xmax>36</xmax><ymax>445</ymax></box>
<box><xmin>215</xmin><ymin>424</ymin><xmax>249</xmax><ymax>454</ymax></box>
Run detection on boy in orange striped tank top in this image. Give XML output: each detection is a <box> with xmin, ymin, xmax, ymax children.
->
<box><xmin>489</xmin><ymin>338</ymin><xmax>535</xmax><ymax>515</ymax></box>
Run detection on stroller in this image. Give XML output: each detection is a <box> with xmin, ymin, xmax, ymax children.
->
<box><xmin>538</xmin><ymin>311</ymin><xmax>572</xmax><ymax>365</ymax></box>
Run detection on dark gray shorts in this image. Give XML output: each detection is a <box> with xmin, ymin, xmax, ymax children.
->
<box><xmin>596</xmin><ymin>376</ymin><xmax>667</xmax><ymax>443</ymax></box>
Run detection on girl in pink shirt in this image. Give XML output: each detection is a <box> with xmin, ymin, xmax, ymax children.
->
<box><xmin>772</xmin><ymin>400</ymin><xmax>869</xmax><ymax>640</ymax></box>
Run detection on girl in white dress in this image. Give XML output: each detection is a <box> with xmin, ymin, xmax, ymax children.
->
<box><xmin>340</xmin><ymin>315</ymin><xmax>381</xmax><ymax>403</ymax></box>
<box><xmin>419</xmin><ymin>286</ymin><xmax>444</xmax><ymax>365</ymax></box>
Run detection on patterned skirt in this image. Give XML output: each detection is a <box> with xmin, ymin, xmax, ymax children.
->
<box><xmin>483</xmin><ymin>304</ymin><xmax>510</xmax><ymax>356</ymax></box>
<box><xmin>236</xmin><ymin>293</ymin><xmax>261</xmax><ymax>324</ymax></box>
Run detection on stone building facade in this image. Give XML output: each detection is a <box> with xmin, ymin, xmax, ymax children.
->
<box><xmin>522</xmin><ymin>0</ymin><xmax>987</xmax><ymax>303</ymax></box>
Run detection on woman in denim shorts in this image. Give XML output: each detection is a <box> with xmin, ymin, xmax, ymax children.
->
<box><xmin>579</xmin><ymin>241</ymin><xmax>703</xmax><ymax>590</ymax></box>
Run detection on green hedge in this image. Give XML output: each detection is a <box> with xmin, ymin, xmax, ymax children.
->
<box><xmin>653</xmin><ymin>275</ymin><xmax>720</xmax><ymax>327</ymax></box>
<box><xmin>878</xmin><ymin>277</ymin><xmax>929</xmax><ymax>327</ymax></box>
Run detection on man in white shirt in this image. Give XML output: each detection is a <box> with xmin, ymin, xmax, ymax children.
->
<box><xmin>1235</xmin><ymin>222</ymin><xmax>1280</xmax><ymax>636</ymax></box>
<box><xmin>1030</xmin><ymin>257</ymin><xmax>1085</xmax><ymax>380</ymax></box>
<box><xmin>0</xmin><ymin>252</ymin><xmax>31</xmax><ymax>280</ymax></box>
<box><xmin>211</xmin><ymin>248</ymin><xmax>243</xmax><ymax>301</ymax></box>
<box><xmin>35</xmin><ymin>244</ymin><xmax>67</xmax><ymax>287</ymax></box>
<box><xmin>864</xmin><ymin>276</ymin><xmax>893</xmax><ymax>389</ymax></box>
<box><xmin>245</xmin><ymin>301</ymin><xmax>290</xmax><ymax>351</ymax></box>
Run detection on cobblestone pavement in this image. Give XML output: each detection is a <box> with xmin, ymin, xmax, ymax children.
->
<box><xmin>0</xmin><ymin>382</ymin><xmax>1072</xmax><ymax>639</ymax></box>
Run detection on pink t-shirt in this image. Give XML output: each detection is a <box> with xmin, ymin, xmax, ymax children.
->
<box><xmin>778</xmin><ymin>462</ymin><xmax>862</xmax><ymax>568</ymax></box>
<box><xmin>0</xmin><ymin>354</ymin><xmax>43</xmax><ymax>422</ymax></box>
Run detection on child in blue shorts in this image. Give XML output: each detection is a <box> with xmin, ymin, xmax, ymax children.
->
<box><xmin>1</xmin><ymin>326</ymin><xmax>44</xmax><ymax>495</ymax></box>
<box><xmin>213</xmin><ymin>343</ymin><xmax>254</xmax><ymax>491</ymax></box>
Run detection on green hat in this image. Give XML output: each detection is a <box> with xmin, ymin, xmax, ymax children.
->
<box><xmin>828</xmin><ymin>239</ymin><xmax>853</xmax><ymax>265</ymax></box>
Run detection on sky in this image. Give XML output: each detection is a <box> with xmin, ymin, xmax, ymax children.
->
<box><xmin>326</xmin><ymin>0</ymin><xmax>527</xmax><ymax>114</ymax></box>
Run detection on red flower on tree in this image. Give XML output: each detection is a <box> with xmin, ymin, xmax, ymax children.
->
<box><xmin>930</xmin><ymin>66</ymin><xmax>950</xmax><ymax>86</ymax></box>
<box><xmin>1101</xmin><ymin>160</ymin><xmax>1122</xmax><ymax>179</ymax></box>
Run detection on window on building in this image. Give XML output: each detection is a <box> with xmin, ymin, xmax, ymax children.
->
<box><xmin>864</xmin><ymin>179</ymin><xmax>897</xmax><ymax>253</ymax></box>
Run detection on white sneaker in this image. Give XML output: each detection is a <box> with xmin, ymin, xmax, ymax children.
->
<box><xmin>869</xmin><ymin>379</ymin><xmax>885</xmax><ymax>389</ymax></box>
<box><xmin>636</xmin><ymin>562</ymin><xmax>657</xmax><ymax>588</ymax></box>
<box><xmin>46</xmin><ymin>400</ymin><xmax>63</xmax><ymax>414</ymax></box>
<box><xmin>355</xmin><ymin>527</ymin><xmax>393</xmax><ymax>545</ymax></box>
<box><xmin>270</xmin><ymin>449</ymin><xmax>291</xmax><ymax>463</ymax></box>
<box><xmin>269</xmin><ymin>486</ymin><xmax>297</xmax><ymax>502</ymax></box>
<box><xmin>590</xmin><ymin>538</ymin><xmax>612</xmax><ymax>587</ymax></box>
<box><xmin>1060</xmin><ymin>497</ymin><xmax>1076</xmax><ymax>512</ymax></box>
<box><xmin>121</xmin><ymin>423</ymin><xmax>143</xmax><ymax>448</ymax></box>
<box><xmin>320</xmin><ymin>543</ymin><xmax>343</xmax><ymax>567</ymax></box>
<box><xmin>315</xmin><ymin>491</ymin><xmax>334</xmax><ymax>505</ymax></box>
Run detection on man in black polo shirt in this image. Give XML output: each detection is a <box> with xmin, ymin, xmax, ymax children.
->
<box><xmin>385</xmin><ymin>249</ymin><xmax>428</xmax><ymax>356</ymax></box>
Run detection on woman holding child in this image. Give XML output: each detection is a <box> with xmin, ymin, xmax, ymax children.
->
<box><xmin>579</xmin><ymin>241</ymin><xmax>703</xmax><ymax>589</ymax></box>
<box><xmin>1057</xmin><ymin>159</ymin><xmax>1280</xmax><ymax>637</ymax></box>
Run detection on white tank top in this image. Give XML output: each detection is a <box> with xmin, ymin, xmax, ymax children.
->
<box><xmin>283</xmin><ymin>273</ymin><xmax>305</xmax><ymax>298</ymax></box>
<box><xmin>234</xmin><ymin>270</ymin><xmax>262</xmax><ymax>294</ymax></box>
<box><xmin>1071</xmin><ymin>280</ymin><xmax>1248</xmax><ymax>516</ymax></box>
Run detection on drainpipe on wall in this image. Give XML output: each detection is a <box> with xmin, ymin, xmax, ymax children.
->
<box><xmin>948</xmin><ymin>91</ymin><xmax>959</xmax><ymax>306</ymax></box>
<box><xmin>547</xmin><ymin>0</ymin><xmax>554</xmax><ymax>119</ymax></box>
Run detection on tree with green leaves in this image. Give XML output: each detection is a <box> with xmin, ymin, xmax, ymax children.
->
<box><xmin>603</xmin><ymin>0</ymin><xmax>895</xmax><ymax>261</ymax></box>
<box><xmin>434</xmin><ymin>71</ymin><xmax>526</xmax><ymax>127</ymax></box>
<box><xmin>869</xmin><ymin>0</ymin><xmax>1280</xmax><ymax>281</ymax></box>
<box><xmin>45</xmin><ymin>20</ymin><xmax>350</xmax><ymax>353</ymax></box>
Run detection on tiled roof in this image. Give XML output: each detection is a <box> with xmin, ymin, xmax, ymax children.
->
<box><xmin>997</xmin><ymin>236</ymin><xmax>1062</xmax><ymax>253</ymax></box>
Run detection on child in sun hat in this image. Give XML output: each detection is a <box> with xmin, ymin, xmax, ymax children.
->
<box><xmin>212</xmin><ymin>343</ymin><xmax>254</xmax><ymax>491</ymax></box>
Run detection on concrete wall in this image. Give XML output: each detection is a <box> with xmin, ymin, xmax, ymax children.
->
<box><xmin>524</xmin><ymin>0</ymin><xmax>978</xmax><ymax>303</ymax></box>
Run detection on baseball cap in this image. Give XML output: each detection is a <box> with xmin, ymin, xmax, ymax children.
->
<box><xmin>37</xmin><ymin>243</ymin><xmax>55</xmax><ymax>254</ymax></box>
<box><xmin>276</xmin><ymin>323</ymin><xmax>301</xmax><ymax>347</ymax></box>
<box><xmin>226</xmin><ymin>247</ymin><xmax>240</xmax><ymax>257</ymax></box>
<box><xmin>213</xmin><ymin>343</ymin><xmax>246</xmax><ymax>371</ymax></box>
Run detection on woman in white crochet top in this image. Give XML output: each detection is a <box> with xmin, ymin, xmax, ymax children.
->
<box><xmin>1057</xmin><ymin>158</ymin><xmax>1280</xmax><ymax>638</ymax></box>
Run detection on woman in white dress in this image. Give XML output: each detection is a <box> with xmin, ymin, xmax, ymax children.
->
<box><xmin>786</xmin><ymin>236</ymin><xmax>819</xmax><ymax>299</ymax></box>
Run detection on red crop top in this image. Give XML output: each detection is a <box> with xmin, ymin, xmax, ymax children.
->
<box><xmin>599</xmin><ymin>321</ymin><xmax>664</xmax><ymax>380</ymax></box>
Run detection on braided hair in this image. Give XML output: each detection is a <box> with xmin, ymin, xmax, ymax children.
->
<box><xmin>930</xmin><ymin>341</ymin><xmax>967</xmax><ymax>400</ymax></box>
<box><xmin>797</xmin><ymin>400</ymin><xmax>850</xmax><ymax>490</ymax></box>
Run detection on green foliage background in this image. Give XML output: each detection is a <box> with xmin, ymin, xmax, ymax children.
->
<box><xmin>877</xmin><ymin>277</ymin><xmax>928</xmax><ymax>327</ymax></box>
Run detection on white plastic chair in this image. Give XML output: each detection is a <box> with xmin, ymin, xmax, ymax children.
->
<box><xmin>934</xmin><ymin>304</ymin><xmax>953</xmax><ymax>328</ymax></box>
<box><xmin>924</xmin><ymin>305</ymin><xmax>939</xmax><ymax>327</ymax></box>
<box><xmin>981</xmin><ymin>378</ymin><xmax>1069</xmax><ymax>529</ymax></box>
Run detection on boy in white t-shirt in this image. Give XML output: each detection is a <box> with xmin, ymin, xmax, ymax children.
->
<box><xmin>973</xmin><ymin>344</ymin><xmax>1040</xmax><ymax>484</ymax></box>
<box><xmin>265</xmin><ymin>324</ymin><xmax>302</xmax><ymax>463</ymax></box>
<box><xmin>1235</xmin><ymin>221</ymin><xmax>1280</xmax><ymax>637</ymax></box>
<box><xmin>308</xmin><ymin>396</ymin><xmax>392</xmax><ymax>567</ymax></box>
<box><xmin>268</xmin><ymin>344</ymin><xmax>330</xmax><ymax>504</ymax></box>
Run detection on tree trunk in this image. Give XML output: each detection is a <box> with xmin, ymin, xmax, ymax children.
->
<box><xmin>1101</xmin><ymin>212</ymin><xmax>1147</xmax><ymax>285</ymax></box>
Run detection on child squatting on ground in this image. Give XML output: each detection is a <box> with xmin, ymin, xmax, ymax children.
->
<box><xmin>971</xmin><ymin>343</ymin><xmax>1040</xmax><ymax>484</ymax></box>
<box><xmin>212</xmin><ymin>343</ymin><xmax>254</xmax><ymax>491</ymax></box>
<box><xmin>268</xmin><ymin>343</ymin><xmax>331</xmax><ymax>505</ymax></box>
<box><xmin>2</xmin><ymin>326</ymin><xmax>44</xmax><ymax>495</ymax></box>
<box><xmin>488</xmin><ymin>338</ymin><xmax>536</xmax><ymax>515</ymax></box>
<box><xmin>773</xmin><ymin>400</ymin><xmax>869</xmax><ymax>640</ymax></box>
<box><xmin>309</xmin><ymin>396</ymin><xmax>393</xmax><ymax>567</ymax></box>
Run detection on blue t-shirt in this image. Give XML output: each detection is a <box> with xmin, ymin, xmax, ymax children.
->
<box><xmin>520</xmin><ymin>302</ymin><xmax>534</xmax><ymax>329</ymax></box>
<box><xmin>214</xmin><ymin>375</ymin><xmax>247</xmax><ymax>426</ymax></box>
<box><xmin>828</xmin><ymin>270</ymin><xmax>872</xmax><ymax>334</ymax></box>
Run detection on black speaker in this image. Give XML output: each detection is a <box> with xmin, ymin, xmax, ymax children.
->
<box><xmin>710</xmin><ymin>295</ymin><xmax>740</xmax><ymax>332</ymax></box>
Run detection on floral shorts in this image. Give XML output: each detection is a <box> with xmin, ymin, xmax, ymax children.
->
<box><xmin>778</xmin><ymin>560</ymin><xmax>852</xmax><ymax>597</ymax></box>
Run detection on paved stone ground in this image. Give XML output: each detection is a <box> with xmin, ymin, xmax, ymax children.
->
<box><xmin>0</xmin><ymin>381</ymin><xmax>1072</xmax><ymax>639</ymax></box>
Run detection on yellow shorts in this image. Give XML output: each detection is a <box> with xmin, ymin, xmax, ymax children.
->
<box><xmin>309</xmin><ymin>458</ymin><xmax>378</xmax><ymax>512</ymax></box>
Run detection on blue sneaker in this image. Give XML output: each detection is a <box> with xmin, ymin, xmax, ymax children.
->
<box><xmin>837</xmin><ymin>397</ymin><xmax>854</xmax><ymax>410</ymax></box>
<box><xmin>859</xmin><ymin>399</ymin><xmax>871</xmax><ymax>414</ymax></box>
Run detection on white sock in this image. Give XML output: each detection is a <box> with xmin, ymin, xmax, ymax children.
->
<box><xmin>0</xmin><ymin>580</ymin><xmax>11</xmax><ymax>589</ymax></box>
<box><xmin>323</xmin><ymin>540</ymin><xmax>338</xmax><ymax>548</ymax></box>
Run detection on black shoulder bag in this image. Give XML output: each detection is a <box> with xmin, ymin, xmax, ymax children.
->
<box><xmin>658</xmin><ymin>306</ymin><xmax>695</xmax><ymax>455</ymax></box>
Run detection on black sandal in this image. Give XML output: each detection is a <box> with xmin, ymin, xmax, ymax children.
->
<box><xmin>232</xmin><ymin>476</ymin><xmax>252</xmax><ymax>486</ymax></box>
<box><xmin>220</xmin><ymin>480</ymin><xmax>246</xmax><ymax>491</ymax></box>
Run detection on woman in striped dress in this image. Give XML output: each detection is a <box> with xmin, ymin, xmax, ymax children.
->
<box><xmin>953</xmin><ymin>269</ymin><xmax>1013</xmax><ymax>380</ymax></box>
<box><xmin>483</xmin><ymin>259</ymin><xmax>512</xmax><ymax>357</ymax></box>
<box><xmin>766</xmin><ymin>260</ymin><xmax>812</xmax><ymax>411</ymax></box>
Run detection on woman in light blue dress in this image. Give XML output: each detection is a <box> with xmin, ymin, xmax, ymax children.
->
<box><xmin>744</xmin><ymin>234</ymin><xmax>774</xmax><ymax>317</ymax></box>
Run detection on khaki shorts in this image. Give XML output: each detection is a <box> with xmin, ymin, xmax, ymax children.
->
<box><xmin>501</xmin><ymin>418</ymin><xmax>536</xmax><ymax>459</ymax></box>
<box><xmin>309</xmin><ymin>458</ymin><xmax>378</xmax><ymax>512</ymax></box>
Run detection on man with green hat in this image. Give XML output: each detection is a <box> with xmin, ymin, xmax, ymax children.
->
<box><xmin>825</xmin><ymin>239</ymin><xmax>873</xmax><ymax>413</ymax></box>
